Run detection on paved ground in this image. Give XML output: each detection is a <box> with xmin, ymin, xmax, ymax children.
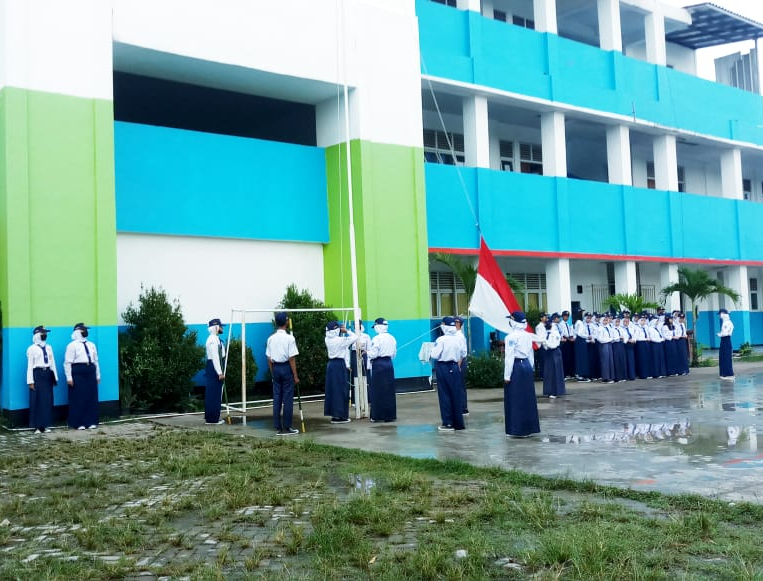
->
<box><xmin>149</xmin><ymin>361</ymin><xmax>763</xmax><ymax>504</ymax></box>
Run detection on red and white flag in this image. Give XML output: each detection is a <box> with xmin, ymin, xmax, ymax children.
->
<box><xmin>469</xmin><ymin>238</ymin><xmax>524</xmax><ymax>334</ymax></box>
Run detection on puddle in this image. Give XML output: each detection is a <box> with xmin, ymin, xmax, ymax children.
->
<box><xmin>348</xmin><ymin>474</ymin><xmax>376</xmax><ymax>495</ymax></box>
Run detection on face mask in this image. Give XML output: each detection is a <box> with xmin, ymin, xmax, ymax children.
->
<box><xmin>217</xmin><ymin>326</ymin><xmax>224</xmax><ymax>335</ymax></box>
<box><xmin>81</xmin><ymin>329</ymin><xmax>89</xmax><ymax>338</ymax></box>
<box><xmin>40</xmin><ymin>333</ymin><xmax>48</xmax><ymax>341</ymax></box>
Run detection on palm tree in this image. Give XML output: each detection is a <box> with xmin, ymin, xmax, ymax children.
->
<box><xmin>661</xmin><ymin>267</ymin><xmax>740</xmax><ymax>367</ymax></box>
<box><xmin>604</xmin><ymin>293</ymin><xmax>660</xmax><ymax>315</ymax></box>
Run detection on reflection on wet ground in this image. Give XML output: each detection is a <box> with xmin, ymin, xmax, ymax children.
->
<box><xmin>162</xmin><ymin>363</ymin><xmax>763</xmax><ymax>503</ymax></box>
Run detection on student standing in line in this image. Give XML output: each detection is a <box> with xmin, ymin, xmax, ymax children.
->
<box><xmin>430</xmin><ymin>316</ymin><xmax>467</xmax><ymax>431</ymax></box>
<box><xmin>718</xmin><ymin>308</ymin><xmax>735</xmax><ymax>380</ymax></box>
<box><xmin>27</xmin><ymin>325</ymin><xmax>58</xmax><ymax>433</ymax></box>
<box><xmin>203</xmin><ymin>318</ymin><xmax>226</xmax><ymax>425</ymax></box>
<box><xmin>323</xmin><ymin>321</ymin><xmax>357</xmax><ymax>424</ymax></box>
<box><xmin>368</xmin><ymin>317</ymin><xmax>397</xmax><ymax>422</ymax></box>
<box><xmin>64</xmin><ymin>322</ymin><xmax>101</xmax><ymax>430</ymax></box>
<box><xmin>266</xmin><ymin>312</ymin><xmax>300</xmax><ymax>435</ymax></box>
<box><xmin>542</xmin><ymin>314</ymin><xmax>565</xmax><ymax>398</ymax></box>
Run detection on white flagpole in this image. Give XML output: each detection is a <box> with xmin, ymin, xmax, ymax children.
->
<box><xmin>340</xmin><ymin>1</ymin><xmax>366</xmax><ymax>417</ymax></box>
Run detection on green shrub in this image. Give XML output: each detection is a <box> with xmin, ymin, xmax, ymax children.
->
<box><xmin>278</xmin><ymin>284</ymin><xmax>339</xmax><ymax>391</ymax></box>
<box><xmin>738</xmin><ymin>342</ymin><xmax>753</xmax><ymax>357</ymax></box>
<box><xmin>223</xmin><ymin>337</ymin><xmax>258</xmax><ymax>400</ymax></box>
<box><xmin>119</xmin><ymin>286</ymin><xmax>205</xmax><ymax>412</ymax></box>
<box><xmin>465</xmin><ymin>351</ymin><xmax>504</xmax><ymax>389</ymax></box>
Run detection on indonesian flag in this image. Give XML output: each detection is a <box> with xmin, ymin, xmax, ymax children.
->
<box><xmin>468</xmin><ymin>238</ymin><xmax>526</xmax><ymax>335</ymax></box>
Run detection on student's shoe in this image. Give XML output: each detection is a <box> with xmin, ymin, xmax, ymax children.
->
<box><xmin>34</xmin><ymin>429</ymin><xmax>42</xmax><ymax>434</ymax></box>
<box><xmin>77</xmin><ymin>426</ymin><xmax>86</xmax><ymax>430</ymax></box>
<box><xmin>462</xmin><ymin>410</ymin><xmax>469</xmax><ymax>416</ymax></box>
<box><xmin>205</xmin><ymin>420</ymin><xmax>224</xmax><ymax>425</ymax></box>
<box><xmin>438</xmin><ymin>425</ymin><xmax>455</xmax><ymax>432</ymax></box>
<box><xmin>331</xmin><ymin>418</ymin><xmax>351</xmax><ymax>424</ymax></box>
<box><xmin>549</xmin><ymin>395</ymin><xmax>557</xmax><ymax>399</ymax></box>
<box><xmin>282</xmin><ymin>428</ymin><xmax>300</xmax><ymax>435</ymax></box>
<box><xmin>87</xmin><ymin>425</ymin><xmax>97</xmax><ymax>429</ymax></box>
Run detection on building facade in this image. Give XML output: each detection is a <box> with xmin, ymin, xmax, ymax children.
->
<box><xmin>1</xmin><ymin>0</ymin><xmax>762</xmax><ymax>424</ymax></box>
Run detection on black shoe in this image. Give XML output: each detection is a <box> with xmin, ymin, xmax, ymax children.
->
<box><xmin>282</xmin><ymin>428</ymin><xmax>300</xmax><ymax>435</ymax></box>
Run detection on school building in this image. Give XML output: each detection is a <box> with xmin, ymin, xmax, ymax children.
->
<box><xmin>2</xmin><ymin>0</ymin><xmax>763</xmax><ymax>424</ymax></box>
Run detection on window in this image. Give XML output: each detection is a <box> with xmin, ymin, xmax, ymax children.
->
<box><xmin>430</xmin><ymin>271</ymin><xmax>468</xmax><ymax>317</ymax></box>
<box><xmin>512</xmin><ymin>15</ymin><xmax>535</xmax><ymax>29</ymax></box>
<box><xmin>677</xmin><ymin>166</ymin><xmax>685</xmax><ymax>193</ymax></box>
<box><xmin>423</xmin><ymin>129</ymin><xmax>465</xmax><ymax>165</ymax></box>
<box><xmin>432</xmin><ymin>0</ymin><xmax>457</xmax><ymax>6</ymax></box>
<box><xmin>508</xmin><ymin>273</ymin><xmax>547</xmax><ymax>311</ymax></box>
<box><xmin>744</xmin><ymin>179</ymin><xmax>752</xmax><ymax>200</ymax></box>
<box><xmin>499</xmin><ymin>140</ymin><xmax>514</xmax><ymax>172</ymax></box>
<box><xmin>494</xmin><ymin>9</ymin><xmax>507</xmax><ymax>22</ymax></box>
<box><xmin>519</xmin><ymin>142</ymin><xmax>542</xmax><ymax>175</ymax></box>
<box><xmin>751</xmin><ymin>277</ymin><xmax>759</xmax><ymax>311</ymax></box>
<box><xmin>646</xmin><ymin>162</ymin><xmax>685</xmax><ymax>191</ymax></box>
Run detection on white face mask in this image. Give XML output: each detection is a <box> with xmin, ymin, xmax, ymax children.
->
<box><xmin>509</xmin><ymin>319</ymin><xmax>526</xmax><ymax>330</ymax></box>
<box><xmin>374</xmin><ymin>324</ymin><xmax>388</xmax><ymax>334</ymax></box>
<box><xmin>71</xmin><ymin>329</ymin><xmax>84</xmax><ymax>341</ymax></box>
<box><xmin>326</xmin><ymin>328</ymin><xmax>340</xmax><ymax>338</ymax></box>
<box><xmin>441</xmin><ymin>325</ymin><xmax>456</xmax><ymax>335</ymax></box>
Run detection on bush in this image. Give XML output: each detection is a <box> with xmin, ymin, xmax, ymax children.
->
<box><xmin>465</xmin><ymin>351</ymin><xmax>504</xmax><ymax>390</ymax></box>
<box><xmin>738</xmin><ymin>342</ymin><xmax>753</xmax><ymax>357</ymax></box>
<box><xmin>278</xmin><ymin>284</ymin><xmax>339</xmax><ymax>392</ymax></box>
<box><xmin>119</xmin><ymin>286</ymin><xmax>205</xmax><ymax>412</ymax></box>
<box><xmin>223</xmin><ymin>337</ymin><xmax>258</xmax><ymax>401</ymax></box>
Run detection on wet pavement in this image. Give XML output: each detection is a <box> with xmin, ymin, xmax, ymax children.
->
<box><xmin>156</xmin><ymin>361</ymin><xmax>763</xmax><ymax>504</ymax></box>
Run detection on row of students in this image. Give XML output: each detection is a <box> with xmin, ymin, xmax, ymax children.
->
<box><xmin>26</xmin><ymin>323</ymin><xmax>101</xmax><ymax>433</ymax></box>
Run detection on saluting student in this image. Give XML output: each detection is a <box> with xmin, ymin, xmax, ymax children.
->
<box><xmin>368</xmin><ymin>317</ymin><xmax>397</xmax><ymax>422</ymax></box>
<box><xmin>430</xmin><ymin>316</ymin><xmax>467</xmax><ymax>431</ymax></box>
<box><xmin>64</xmin><ymin>322</ymin><xmax>101</xmax><ymax>430</ymax></box>
<box><xmin>266</xmin><ymin>312</ymin><xmax>300</xmax><ymax>435</ymax></box>
<box><xmin>323</xmin><ymin>321</ymin><xmax>357</xmax><ymax>424</ymax></box>
<box><xmin>27</xmin><ymin>325</ymin><xmax>58</xmax><ymax>433</ymax></box>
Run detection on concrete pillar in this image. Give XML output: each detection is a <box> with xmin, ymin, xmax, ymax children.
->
<box><xmin>534</xmin><ymin>0</ymin><xmax>557</xmax><ymax>34</ymax></box>
<box><xmin>541</xmin><ymin>111</ymin><xmax>567</xmax><ymax>177</ymax></box>
<box><xmin>457</xmin><ymin>0</ymin><xmax>481</xmax><ymax>11</ymax></box>
<box><xmin>653</xmin><ymin>134</ymin><xmax>678</xmax><ymax>191</ymax></box>
<box><xmin>463</xmin><ymin>95</ymin><xmax>490</xmax><ymax>168</ymax></box>
<box><xmin>725</xmin><ymin>265</ymin><xmax>751</xmax><ymax>348</ymax></box>
<box><xmin>598</xmin><ymin>0</ymin><xmax>622</xmax><ymax>52</ymax></box>
<box><xmin>645</xmin><ymin>10</ymin><xmax>667</xmax><ymax>66</ymax></box>
<box><xmin>720</xmin><ymin>148</ymin><xmax>743</xmax><ymax>200</ymax></box>
<box><xmin>615</xmin><ymin>261</ymin><xmax>638</xmax><ymax>295</ymax></box>
<box><xmin>481</xmin><ymin>0</ymin><xmax>493</xmax><ymax>18</ymax></box>
<box><xmin>606</xmin><ymin>125</ymin><xmax>632</xmax><ymax>186</ymax></box>
<box><xmin>546</xmin><ymin>259</ymin><xmax>572</xmax><ymax>313</ymax></box>
<box><xmin>660</xmin><ymin>264</ymin><xmax>680</xmax><ymax>312</ymax></box>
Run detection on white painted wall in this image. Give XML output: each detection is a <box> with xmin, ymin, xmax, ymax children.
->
<box><xmin>569</xmin><ymin>261</ymin><xmax>608</xmax><ymax>312</ymax></box>
<box><xmin>117</xmin><ymin>234</ymin><xmax>325</xmax><ymax>325</ymax></box>
<box><xmin>112</xmin><ymin>0</ymin><xmax>423</xmax><ymax>148</ymax></box>
<box><xmin>666</xmin><ymin>42</ymin><xmax>696</xmax><ymax>75</ymax></box>
<box><xmin>0</xmin><ymin>0</ymin><xmax>112</xmax><ymax>98</ymax></box>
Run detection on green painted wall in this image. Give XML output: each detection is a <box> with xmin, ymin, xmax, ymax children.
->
<box><xmin>324</xmin><ymin>140</ymin><xmax>429</xmax><ymax>320</ymax></box>
<box><xmin>0</xmin><ymin>87</ymin><xmax>116</xmax><ymax>327</ymax></box>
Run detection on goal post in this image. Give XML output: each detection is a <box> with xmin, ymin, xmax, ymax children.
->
<box><xmin>222</xmin><ymin>307</ymin><xmax>369</xmax><ymax>426</ymax></box>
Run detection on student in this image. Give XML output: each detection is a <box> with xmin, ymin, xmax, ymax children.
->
<box><xmin>27</xmin><ymin>325</ymin><xmax>58</xmax><ymax>433</ymax></box>
<box><xmin>559</xmin><ymin>310</ymin><xmax>576</xmax><ymax>379</ymax></box>
<box><xmin>718</xmin><ymin>308</ymin><xmax>735</xmax><ymax>380</ymax></box>
<box><xmin>64</xmin><ymin>322</ymin><xmax>101</xmax><ymax>430</ymax></box>
<box><xmin>430</xmin><ymin>316</ymin><xmax>467</xmax><ymax>431</ymax></box>
<box><xmin>503</xmin><ymin>311</ymin><xmax>541</xmax><ymax>438</ymax></box>
<box><xmin>542</xmin><ymin>314</ymin><xmax>565</xmax><ymax>398</ymax></box>
<box><xmin>204</xmin><ymin>318</ymin><xmax>226</xmax><ymax>425</ymax></box>
<box><xmin>323</xmin><ymin>321</ymin><xmax>357</xmax><ymax>424</ymax></box>
<box><xmin>266</xmin><ymin>312</ymin><xmax>300</xmax><ymax>435</ymax></box>
<box><xmin>368</xmin><ymin>317</ymin><xmax>397</xmax><ymax>422</ymax></box>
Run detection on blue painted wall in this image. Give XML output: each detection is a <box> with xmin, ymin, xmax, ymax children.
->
<box><xmin>416</xmin><ymin>1</ymin><xmax>763</xmax><ymax>146</ymax></box>
<box><xmin>1</xmin><ymin>326</ymin><xmax>118</xmax><ymax>411</ymax></box>
<box><xmin>114</xmin><ymin>122</ymin><xmax>329</xmax><ymax>242</ymax></box>
<box><xmin>426</xmin><ymin>164</ymin><xmax>763</xmax><ymax>263</ymax></box>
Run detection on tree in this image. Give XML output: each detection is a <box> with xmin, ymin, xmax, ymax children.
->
<box><xmin>278</xmin><ymin>284</ymin><xmax>339</xmax><ymax>392</ymax></box>
<box><xmin>119</xmin><ymin>286</ymin><xmax>205</xmax><ymax>412</ymax></box>
<box><xmin>604</xmin><ymin>293</ymin><xmax>660</xmax><ymax>315</ymax></box>
<box><xmin>660</xmin><ymin>267</ymin><xmax>740</xmax><ymax>366</ymax></box>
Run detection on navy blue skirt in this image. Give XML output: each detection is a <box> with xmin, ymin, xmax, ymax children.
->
<box><xmin>370</xmin><ymin>357</ymin><xmax>396</xmax><ymax>422</ymax></box>
<box><xmin>542</xmin><ymin>349</ymin><xmax>565</xmax><ymax>397</ymax></box>
<box><xmin>29</xmin><ymin>368</ymin><xmax>56</xmax><ymax>429</ymax></box>
<box><xmin>719</xmin><ymin>335</ymin><xmax>734</xmax><ymax>377</ymax></box>
<box><xmin>504</xmin><ymin>359</ymin><xmax>540</xmax><ymax>437</ymax></box>
<box><xmin>68</xmin><ymin>363</ymin><xmax>99</xmax><ymax>428</ymax></box>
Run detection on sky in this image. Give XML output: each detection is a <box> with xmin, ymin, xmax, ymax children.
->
<box><xmin>662</xmin><ymin>0</ymin><xmax>763</xmax><ymax>80</ymax></box>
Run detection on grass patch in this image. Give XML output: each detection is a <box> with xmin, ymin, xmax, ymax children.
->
<box><xmin>2</xmin><ymin>426</ymin><xmax>763</xmax><ymax>578</ymax></box>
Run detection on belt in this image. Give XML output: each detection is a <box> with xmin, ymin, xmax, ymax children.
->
<box><xmin>515</xmin><ymin>358</ymin><xmax>527</xmax><ymax>362</ymax></box>
<box><xmin>375</xmin><ymin>356</ymin><xmax>392</xmax><ymax>360</ymax></box>
<box><xmin>273</xmin><ymin>361</ymin><xmax>290</xmax><ymax>364</ymax></box>
<box><xmin>330</xmin><ymin>358</ymin><xmax>345</xmax><ymax>361</ymax></box>
<box><xmin>34</xmin><ymin>366</ymin><xmax>51</xmax><ymax>370</ymax></box>
<box><xmin>438</xmin><ymin>360</ymin><xmax>458</xmax><ymax>364</ymax></box>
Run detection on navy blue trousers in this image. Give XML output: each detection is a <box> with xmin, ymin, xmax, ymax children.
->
<box><xmin>271</xmin><ymin>362</ymin><xmax>295</xmax><ymax>430</ymax></box>
<box><xmin>370</xmin><ymin>357</ymin><xmax>396</xmax><ymax>422</ymax></box>
<box><xmin>29</xmin><ymin>368</ymin><xmax>55</xmax><ymax>430</ymax></box>
<box><xmin>68</xmin><ymin>363</ymin><xmax>99</xmax><ymax>428</ymax></box>
<box><xmin>435</xmin><ymin>361</ymin><xmax>464</xmax><ymax>429</ymax></box>
<box><xmin>504</xmin><ymin>359</ymin><xmax>540</xmax><ymax>437</ymax></box>
<box><xmin>204</xmin><ymin>359</ymin><xmax>223</xmax><ymax>423</ymax></box>
<box><xmin>324</xmin><ymin>359</ymin><xmax>350</xmax><ymax>420</ymax></box>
